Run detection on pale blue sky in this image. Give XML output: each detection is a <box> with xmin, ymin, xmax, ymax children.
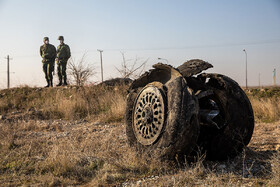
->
<box><xmin>0</xmin><ymin>0</ymin><xmax>279</xmax><ymax>88</ymax></box>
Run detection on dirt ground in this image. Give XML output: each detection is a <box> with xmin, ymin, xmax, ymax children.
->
<box><xmin>0</xmin><ymin>113</ymin><xmax>279</xmax><ymax>186</ymax></box>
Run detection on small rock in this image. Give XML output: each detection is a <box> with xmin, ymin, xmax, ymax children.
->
<box><xmin>56</xmin><ymin>132</ymin><xmax>69</xmax><ymax>138</ymax></box>
<box><xmin>12</xmin><ymin>111</ymin><xmax>20</xmax><ymax>115</ymax></box>
<box><xmin>93</xmin><ymin>122</ymin><xmax>101</xmax><ymax>126</ymax></box>
<box><xmin>217</xmin><ymin>164</ymin><xmax>226</xmax><ymax>170</ymax></box>
<box><xmin>0</xmin><ymin>115</ymin><xmax>5</xmax><ymax>120</ymax></box>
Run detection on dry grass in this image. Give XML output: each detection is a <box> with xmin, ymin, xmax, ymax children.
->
<box><xmin>0</xmin><ymin>85</ymin><xmax>127</xmax><ymax>122</ymax></box>
<box><xmin>267</xmin><ymin>152</ymin><xmax>280</xmax><ymax>186</ymax></box>
<box><xmin>249</xmin><ymin>97</ymin><xmax>280</xmax><ymax>122</ymax></box>
<box><xmin>0</xmin><ymin>119</ymin><xmax>279</xmax><ymax>186</ymax></box>
<box><xmin>0</xmin><ymin>119</ymin><xmax>170</xmax><ymax>185</ymax></box>
<box><xmin>0</xmin><ymin>86</ymin><xmax>279</xmax><ymax>185</ymax></box>
<box><xmin>1</xmin><ymin>86</ymin><xmax>279</xmax><ymax>123</ymax></box>
<box><xmin>247</xmin><ymin>87</ymin><xmax>280</xmax><ymax>122</ymax></box>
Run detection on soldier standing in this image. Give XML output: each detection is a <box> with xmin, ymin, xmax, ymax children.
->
<box><xmin>56</xmin><ymin>36</ymin><xmax>71</xmax><ymax>86</ymax></box>
<box><xmin>40</xmin><ymin>37</ymin><xmax>56</xmax><ymax>87</ymax></box>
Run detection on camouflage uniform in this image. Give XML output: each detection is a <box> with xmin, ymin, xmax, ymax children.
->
<box><xmin>40</xmin><ymin>37</ymin><xmax>56</xmax><ymax>87</ymax></box>
<box><xmin>56</xmin><ymin>36</ymin><xmax>71</xmax><ymax>86</ymax></box>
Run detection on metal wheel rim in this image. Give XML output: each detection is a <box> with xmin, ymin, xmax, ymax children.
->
<box><xmin>132</xmin><ymin>85</ymin><xmax>166</xmax><ymax>145</ymax></box>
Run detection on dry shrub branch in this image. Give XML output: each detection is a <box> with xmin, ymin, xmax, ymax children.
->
<box><xmin>67</xmin><ymin>54</ymin><xmax>95</xmax><ymax>86</ymax></box>
<box><xmin>116</xmin><ymin>52</ymin><xmax>147</xmax><ymax>79</ymax></box>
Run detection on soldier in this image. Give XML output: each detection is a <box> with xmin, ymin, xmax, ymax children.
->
<box><xmin>40</xmin><ymin>37</ymin><xmax>56</xmax><ymax>87</ymax></box>
<box><xmin>56</xmin><ymin>36</ymin><xmax>71</xmax><ymax>86</ymax></box>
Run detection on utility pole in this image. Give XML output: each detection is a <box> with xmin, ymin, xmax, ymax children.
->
<box><xmin>243</xmin><ymin>49</ymin><xmax>248</xmax><ymax>89</ymax></box>
<box><xmin>97</xmin><ymin>49</ymin><xmax>104</xmax><ymax>83</ymax></box>
<box><xmin>273</xmin><ymin>69</ymin><xmax>276</xmax><ymax>87</ymax></box>
<box><xmin>5</xmin><ymin>55</ymin><xmax>12</xmax><ymax>89</ymax></box>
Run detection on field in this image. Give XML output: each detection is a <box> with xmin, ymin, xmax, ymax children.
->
<box><xmin>0</xmin><ymin>86</ymin><xmax>279</xmax><ymax>186</ymax></box>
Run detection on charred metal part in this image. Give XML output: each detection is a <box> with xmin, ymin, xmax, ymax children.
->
<box><xmin>152</xmin><ymin>63</ymin><xmax>182</xmax><ymax>79</ymax></box>
<box><xmin>129</xmin><ymin>63</ymin><xmax>181</xmax><ymax>90</ymax></box>
<box><xmin>177</xmin><ymin>59</ymin><xmax>213</xmax><ymax>77</ymax></box>
<box><xmin>198</xmin><ymin>96</ymin><xmax>226</xmax><ymax>130</ymax></box>
<box><xmin>195</xmin><ymin>90</ymin><xmax>214</xmax><ymax>99</ymax></box>
<box><xmin>133</xmin><ymin>85</ymin><xmax>166</xmax><ymax>145</ymax></box>
<box><xmin>194</xmin><ymin>73</ymin><xmax>254</xmax><ymax>160</ymax></box>
<box><xmin>126</xmin><ymin>59</ymin><xmax>254</xmax><ymax>161</ymax></box>
<box><xmin>200</xmin><ymin>109</ymin><xmax>220</xmax><ymax>129</ymax></box>
<box><xmin>125</xmin><ymin>63</ymin><xmax>199</xmax><ymax>160</ymax></box>
<box><xmin>198</xmin><ymin>73</ymin><xmax>239</xmax><ymax>90</ymax></box>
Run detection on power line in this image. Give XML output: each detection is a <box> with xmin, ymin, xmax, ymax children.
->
<box><xmin>5</xmin><ymin>38</ymin><xmax>280</xmax><ymax>58</ymax></box>
<box><xmin>86</xmin><ymin>38</ymin><xmax>280</xmax><ymax>52</ymax></box>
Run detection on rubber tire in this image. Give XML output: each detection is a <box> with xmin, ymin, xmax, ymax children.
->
<box><xmin>125</xmin><ymin>76</ymin><xmax>199</xmax><ymax>160</ymax></box>
<box><xmin>196</xmin><ymin>74</ymin><xmax>254</xmax><ymax>160</ymax></box>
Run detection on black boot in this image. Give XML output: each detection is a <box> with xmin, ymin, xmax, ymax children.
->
<box><xmin>50</xmin><ymin>79</ymin><xmax>53</xmax><ymax>87</ymax></box>
<box><xmin>63</xmin><ymin>77</ymin><xmax>68</xmax><ymax>86</ymax></box>
<box><xmin>56</xmin><ymin>79</ymin><xmax>62</xmax><ymax>86</ymax></box>
<box><xmin>45</xmin><ymin>80</ymin><xmax>50</xmax><ymax>88</ymax></box>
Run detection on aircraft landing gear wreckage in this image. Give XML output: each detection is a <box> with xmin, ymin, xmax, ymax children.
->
<box><xmin>125</xmin><ymin>59</ymin><xmax>254</xmax><ymax>161</ymax></box>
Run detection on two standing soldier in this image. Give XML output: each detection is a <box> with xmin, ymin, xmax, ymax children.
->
<box><xmin>40</xmin><ymin>36</ymin><xmax>71</xmax><ymax>87</ymax></box>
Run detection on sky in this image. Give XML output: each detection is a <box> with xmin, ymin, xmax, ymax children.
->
<box><xmin>0</xmin><ymin>0</ymin><xmax>279</xmax><ymax>88</ymax></box>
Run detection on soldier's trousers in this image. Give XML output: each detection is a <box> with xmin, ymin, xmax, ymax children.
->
<box><xmin>43</xmin><ymin>62</ymin><xmax>54</xmax><ymax>82</ymax></box>
<box><xmin>57</xmin><ymin>60</ymin><xmax>67</xmax><ymax>83</ymax></box>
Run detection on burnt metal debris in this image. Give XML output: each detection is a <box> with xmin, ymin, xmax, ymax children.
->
<box><xmin>125</xmin><ymin>59</ymin><xmax>254</xmax><ymax>161</ymax></box>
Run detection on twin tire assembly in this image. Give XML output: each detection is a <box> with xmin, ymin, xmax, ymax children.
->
<box><xmin>125</xmin><ymin>59</ymin><xmax>254</xmax><ymax>161</ymax></box>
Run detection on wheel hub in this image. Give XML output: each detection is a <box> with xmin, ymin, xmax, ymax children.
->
<box><xmin>133</xmin><ymin>85</ymin><xmax>166</xmax><ymax>145</ymax></box>
<box><xmin>142</xmin><ymin>106</ymin><xmax>153</xmax><ymax>124</ymax></box>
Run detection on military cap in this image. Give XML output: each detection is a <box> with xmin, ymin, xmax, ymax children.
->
<box><xmin>58</xmin><ymin>36</ymin><xmax>64</xmax><ymax>40</ymax></box>
<box><xmin>43</xmin><ymin>37</ymin><xmax>49</xmax><ymax>41</ymax></box>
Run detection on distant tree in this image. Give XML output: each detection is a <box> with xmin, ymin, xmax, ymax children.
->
<box><xmin>67</xmin><ymin>54</ymin><xmax>95</xmax><ymax>86</ymax></box>
<box><xmin>116</xmin><ymin>52</ymin><xmax>148</xmax><ymax>79</ymax></box>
